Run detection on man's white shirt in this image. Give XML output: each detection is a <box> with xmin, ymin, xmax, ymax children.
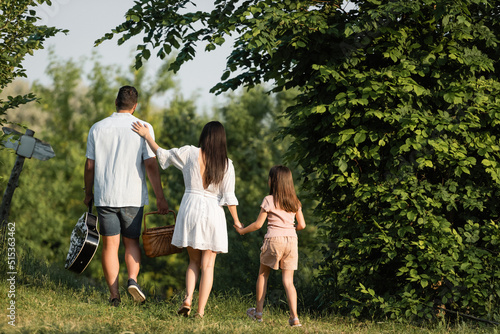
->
<box><xmin>86</xmin><ymin>112</ymin><xmax>156</xmax><ymax>207</ymax></box>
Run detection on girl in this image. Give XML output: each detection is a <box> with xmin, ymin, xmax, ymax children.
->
<box><xmin>132</xmin><ymin>121</ymin><xmax>242</xmax><ymax>318</ymax></box>
<box><xmin>234</xmin><ymin>165</ymin><xmax>306</xmax><ymax>327</ymax></box>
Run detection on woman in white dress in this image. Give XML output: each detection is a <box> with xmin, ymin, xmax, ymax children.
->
<box><xmin>132</xmin><ymin>120</ymin><xmax>242</xmax><ymax>318</ymax></box>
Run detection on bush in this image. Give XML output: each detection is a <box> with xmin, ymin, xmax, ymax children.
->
<box><xmin>283</xmin><ymin>0</ymin><xmax>500</xmax><ymax>321</ymax></box>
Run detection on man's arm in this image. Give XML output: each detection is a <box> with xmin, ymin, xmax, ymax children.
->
<box><xmin>84</xmin><ymin>158</ymin><xmax>95</xmax><ymax>206</ymax></box>
<box><xmin>144</xmin><ymin>157</ymin><xmax>169</xmax><ymax>214</ymax></box>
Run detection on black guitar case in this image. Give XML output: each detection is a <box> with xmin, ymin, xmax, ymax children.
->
<box><xmin>65</xmin><ymin>201</ymin><xmax>100</xmax><ymax>274</ymax></box>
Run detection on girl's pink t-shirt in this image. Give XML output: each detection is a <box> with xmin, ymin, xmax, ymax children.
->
<box><xmin>261</xmin><ymin>195</ymin><xmax>298</xmax><ymax>239</ymax></box>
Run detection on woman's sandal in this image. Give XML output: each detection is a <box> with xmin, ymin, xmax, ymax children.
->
<box><xmin>177</xmin><ymin>301</ymin><xmax>191</xmax><ymax>317</ymax></box>
<box><xmin>246</xmin><ymin>307</ymin><xmax>263</xmax><ymax>322</ymax></box>
<box><xmin>289</xmin><ymin>317</ymin><xmax>302</xmax><ymax>327</ymax></box>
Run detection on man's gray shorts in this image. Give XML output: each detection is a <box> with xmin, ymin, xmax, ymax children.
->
<box><xmin>96</xmin><ymin>206</ymin><xmax>144</xmax><ymax>239</ymax></box>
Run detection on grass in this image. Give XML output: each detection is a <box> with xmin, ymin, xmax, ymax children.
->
<box><xmin>0</xmin><ymin>251</ymin><xmax>498</xmax><ymax>333</ymax></box>
<box><xmin>2</xmin><ymin>282</ymin><xmax>498</xmax><ymax>334</ymax></box>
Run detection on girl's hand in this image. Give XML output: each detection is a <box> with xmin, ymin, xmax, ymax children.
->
<box><xmin>233</xmin><ymin>224</ymin><xmax>245</xmax><ymax>235</ymax></box>
<box><xmin>131</xmin><ymin>121</ymin><xmax>149</xmax><ymax>138</ymax></box>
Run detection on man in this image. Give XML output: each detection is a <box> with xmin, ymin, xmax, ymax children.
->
<box><xmin>84</xmin><ymin>86</ymin><xmax>168</xmax><ymax>307</ymax></box>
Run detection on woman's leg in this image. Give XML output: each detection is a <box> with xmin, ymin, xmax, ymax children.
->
<box><xmin>197</xmin><ymin>249</ymin><xmax>217</xmax><ymax>316</ymax></box>
<box><xmin>282</xmin><ymin>269</ymin><xmax>298</xmax><ymax>320</ymax></box>
<box><xmin>256</xmin><ymin>264</ymin><xmax>271</xmax><ymax>314</ymax></box>
<box><xmin>185</xmin><ymin>246</ymin><xmax>201</xmax><ymax>306</ymax></box>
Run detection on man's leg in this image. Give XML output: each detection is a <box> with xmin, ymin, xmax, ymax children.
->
<box><xmin>120</xmin><ymin>207</ymin><xmax>145</xmax><ymax>302</ymax></box>
<box><xmin>101</xmin><ymin>234</ymin><xmax>121</xmax><ymax>300</ymax></box>
<box><xmin>123</xmin><ymin>236</ymin><xmax>141</xmax><ymax>281</ymax></box>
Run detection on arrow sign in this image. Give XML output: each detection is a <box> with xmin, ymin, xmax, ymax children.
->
<box><xmin>1</xmin><ymin>128</ymin><xmax>56</xmax><ymax>239</ymax></box>
<box><xmin>2</xmin><ymin>127</ymin><xmax>55</xmax><ymax>161</ymax></box>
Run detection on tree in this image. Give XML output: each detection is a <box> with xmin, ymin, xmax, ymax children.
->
<box><xmin>100</xmin><ymin>0</ymin><xmax>500</xmax><ymax>321</ymax></box>
<box><xmin>0</xmin><ymin>0</ymin><xmax>63</xmax><ymax>131</ymax></box>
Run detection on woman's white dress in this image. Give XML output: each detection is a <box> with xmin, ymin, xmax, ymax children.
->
<box><xmin>156</xmin><ymin>145</ymin><xmax>238</xmax><ymax>253</ymax></box>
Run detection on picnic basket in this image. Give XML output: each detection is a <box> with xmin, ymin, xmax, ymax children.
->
<box><xmin>142</xmin><ymin>210</ymin><xmax>182</xmax><ymax>257</ymax></box>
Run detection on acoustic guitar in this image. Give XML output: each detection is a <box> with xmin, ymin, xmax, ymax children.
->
<box><xmin>65</xmin><ymin>201</ymin><xmax>100</xmax><ymax>273</ymax></box>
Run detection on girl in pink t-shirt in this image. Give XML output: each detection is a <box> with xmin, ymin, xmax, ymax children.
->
<box><xmin>235</xmin><ymin>165</ymin><xmax>306</xmax><ymax>327</ymax></box>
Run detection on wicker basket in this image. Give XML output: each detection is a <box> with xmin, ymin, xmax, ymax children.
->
<box><xmin>142</xmin><ymin>210</ymin><xmax>182</xmax><ymax>257</ymax></box>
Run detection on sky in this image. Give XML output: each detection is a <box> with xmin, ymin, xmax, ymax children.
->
<box><xmin>22</xmin><ymin>0</ymin><xmax>233</xmax><ymax>114</ymax></box>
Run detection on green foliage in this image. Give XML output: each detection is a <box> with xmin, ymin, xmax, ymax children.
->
<box><xmin>0</xmin><ymin>0</ymin><xmax>63</xmax><ymax>129</ymax></box>
<box><xmin>282</xmin><ymin>0</ymin><xmax>500</xmax><ymax>322</ymax></box>
<box><xmin>105</xmin><ymin>0</ymin><xmax>500</xmax><ymax>322</ymax></box>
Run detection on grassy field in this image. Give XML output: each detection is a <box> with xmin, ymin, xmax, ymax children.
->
<box><xmin>0</xmin><ymin>253</ymin><xmax>498</xmax><ymax>333</ymax></box>
<box><xmin>1</xmin><ymin>282</ymin><xmax>498</xmax><ymax>334</ymax></box>
<box><xmin>1</xmin><ymin>279</ymin><xmax>499</xmax><ymax>334</ymax></box>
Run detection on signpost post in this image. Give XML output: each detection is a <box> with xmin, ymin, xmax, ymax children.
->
<box><xmin>0</xmin><ymin>127</ymin><xmax>55</xmax><ymax>239</ymax></box>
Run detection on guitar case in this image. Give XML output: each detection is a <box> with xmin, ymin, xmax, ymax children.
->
<box><xmin>65</xmin><ymin>201</ymin><xmax>100</xmax><ymax>274</ymax></box>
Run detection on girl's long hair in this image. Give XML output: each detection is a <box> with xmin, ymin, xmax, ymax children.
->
<box><xmin>199</xmin><ymin>121</ymin><xmax>228</xmax><ymax>187</ymax></box>
<box><xmin>268</xmin><ymin>165</ymin><xmax>301</xmax><ymax>212</ymax></box>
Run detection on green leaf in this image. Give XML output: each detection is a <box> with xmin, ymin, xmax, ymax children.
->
<box><xmin>129</xmin><ymin>14</ymin><xmax>141</xmax><ymax>22</ymax></box>
<box><xmin>354</xmin><ymin>132</ymin><xmax>366</xmax><ymax>144</ymax></box>
<box><xmin>221</xmin><ymin>70</ymin><xmax>230</xmax><ymax>81</ymax></box>
<box><xmin>339</xmin><ymin>159</ymin><xmax>348</xmax><ymax>173</ymax></box>
<box><xmin>406</xmin><ymin>211</ymin><xmax>417</xmax><ymax>221</ymax></box>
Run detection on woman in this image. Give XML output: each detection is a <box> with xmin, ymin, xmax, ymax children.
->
<box><xmin>132</xmin><ymin>121</ymin><xmax>241</xmax><ymax>318</ymax></box>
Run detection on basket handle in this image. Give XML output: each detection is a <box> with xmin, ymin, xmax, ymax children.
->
<box><xmin>143</xmin><ymin>210</ymin><xmax>177</xmax><ymax>231</ymax></box>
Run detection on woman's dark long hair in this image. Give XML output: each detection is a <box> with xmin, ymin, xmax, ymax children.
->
<box><xmin>199</xmin><ymin>121</ymin><xmax>228</xmax><ymax>187</ymax></box>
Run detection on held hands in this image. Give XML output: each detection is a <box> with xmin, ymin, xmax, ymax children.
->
<box><xmin>233</xmin><ymin>222</ymin><xmax>245</xmax><ymax>235</ymax></box>
<box><xmin>131</xmin><ymin>121</ymin><xmax>149</xmax><ymax>138</ymax></box>
<box><xmin>233</xmin><ymin>220</ymin><xmax>243</xmax><ymax>229</ymax></box>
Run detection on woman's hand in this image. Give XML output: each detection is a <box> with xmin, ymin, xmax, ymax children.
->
<box><xmin>131</xmin><ymin>121</ymin><xmax>160</xmax><ymax>153</ymax></box>
<box><xmin>233</xmin><ymin>220</ymin><xmax>243</xmax><ymax>229</ymax></box>
<box><xmin>131</xmin><ymin>121</ymin><xmax>149</xmax><ymax>138</ymax></box>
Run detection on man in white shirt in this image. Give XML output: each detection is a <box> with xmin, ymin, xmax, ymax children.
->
<box><xmin>84</xmin><ymin>86</ymin><xmax>168</xmax><ymax>306</ymax></box>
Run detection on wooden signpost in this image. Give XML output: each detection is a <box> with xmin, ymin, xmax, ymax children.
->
<box><xmin>0</xmin><ymin>127</ymin><xmax>55</xmax><ymax>238</ymax></box>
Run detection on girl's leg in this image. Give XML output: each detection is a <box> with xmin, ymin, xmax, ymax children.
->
<box><xmin>185</xmin><ymin>246</ymin><xmax>201</xmax><ymax>306</ymax></box>
<box><xmin>197</xmin><ymin>249</ymin><xmax>217</xmax><ymax>316</ymax></box>
<box><xmin>256</xmin><ymin>264</ymin><xmax>271</xmax><ymax>314</ymax></box>
<box><xmin>282</xmin><ymin>269</ymin><xmax>298</xmax><ymax>320</ymax></box>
